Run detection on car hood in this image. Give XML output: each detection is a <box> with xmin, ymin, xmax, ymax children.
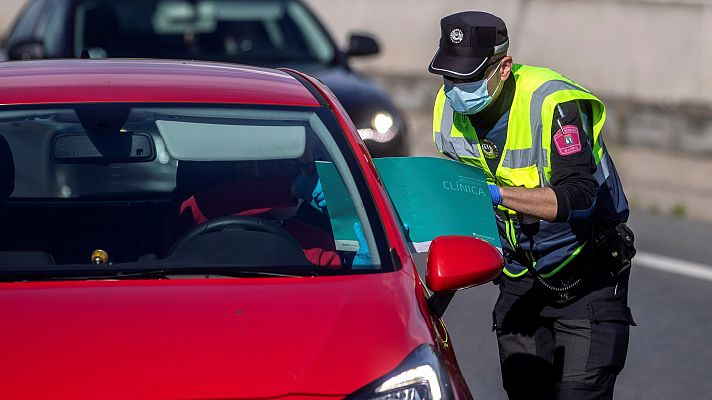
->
<box><xmin>0</xmin><ymin>271</ymin><xmax>433</xmax><ymax>399</ymax></box>
<box><xmin>310</xmin><ymin>67</ymin><xmax>398</xmax><ymax>128</ymax></box>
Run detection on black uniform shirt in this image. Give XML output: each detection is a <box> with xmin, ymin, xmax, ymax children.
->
<box><xmin>548</xmin><ymin>101</ymin><xmax>598</xmax><ymax>222</ymax></box>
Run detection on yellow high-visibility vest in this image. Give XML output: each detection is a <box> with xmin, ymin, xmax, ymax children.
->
<box><xmin>433</xmin><ymin>64</ymin><xmax>614</xmax><ymax>278</ymax></box>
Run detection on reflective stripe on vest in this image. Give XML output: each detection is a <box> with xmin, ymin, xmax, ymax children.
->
<box><xmin>434</xmin><ymin>103</ymin><xmax>482</xmax><ymax>160</ymax></box>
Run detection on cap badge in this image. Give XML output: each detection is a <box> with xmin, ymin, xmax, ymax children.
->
<box><xmin>449</xmin><ymin>29</ymin><xmax>464</xmax><ymax>44</ymax></box>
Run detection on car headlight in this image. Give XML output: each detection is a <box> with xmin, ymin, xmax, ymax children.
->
<box><xmin>358</xmin><ymin>112</ymin><xmax>398</xmax><ymax>143</ymax></box>
<box><xmin>346</xmin><ymin>345</ymin><xmax>454</xmax><ymax>400</ymax></box>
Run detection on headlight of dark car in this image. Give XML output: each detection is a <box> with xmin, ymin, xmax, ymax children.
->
<box><xmin>357</xmin><ymin>111</ymin><xmax>399</xmax><ymax>143</ymax></box>
<box><xmin>346</xmin><ymin>345</ymin><xmax>454</xmax><ymax>400</ymax></box>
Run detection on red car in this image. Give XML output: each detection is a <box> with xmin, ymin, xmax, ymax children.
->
<box><xmin>0</xmin><ymin>59</ymin><xmax>502</xmax><ymax>399</ymax></box>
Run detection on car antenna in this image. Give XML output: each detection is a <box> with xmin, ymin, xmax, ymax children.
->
<box><xmin>80</xmin><ymin>49</ymin><xmax>91</xmax><ymax>59</ymax></box>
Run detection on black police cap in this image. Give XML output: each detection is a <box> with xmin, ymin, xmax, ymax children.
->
<box><xmin>428</xmin><ymin>11</ymin><xmax>509</xmax><ymax>80</ymax></box>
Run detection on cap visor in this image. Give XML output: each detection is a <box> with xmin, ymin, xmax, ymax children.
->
<box><xmin>428</xmin><ymin>49</ymin><xmax>489</xmax><ymax>80</ymax></box>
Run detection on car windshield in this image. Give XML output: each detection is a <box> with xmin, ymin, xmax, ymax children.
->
<box><xmin>72</xmin><ymin>0</ymin><xmax>337</xmax><ymax>67</ymax></box>
<box><xmin>0</xmin><ymin>104</ymin><xmax>387</xmax><ymax>280</ymax></box>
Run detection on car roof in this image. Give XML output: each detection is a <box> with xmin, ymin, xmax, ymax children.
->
<box><xmin>0</xmin><ymin>59</ymin><xmax>321</xmax><ymax>107</ymax></box>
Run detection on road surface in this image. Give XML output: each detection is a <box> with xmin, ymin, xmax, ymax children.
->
<box><xmin>435</xmin><ymin>211</ymin><xmax>712</xmax><ymax>399</ymax></box>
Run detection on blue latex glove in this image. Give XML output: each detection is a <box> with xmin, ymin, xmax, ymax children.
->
<box><xmin>295</xmin><ymin>174</ymin><xmax>327</xmax><ymax>213</ymax></box>
<box><xmin>488</xmin><ymin>184</ymin><xmax>502</xmax><ymax>206</ymax></box>
<box><xmin>311</xmin><ymin>180</ymin><xmax>327</xmax><ymax>210</ymax></box>
<box><xmin>401</xmin><ymin>223</ymin><xmax>410</xmax><ymax>238</ymax></box>
<box><xmin>352</xmin><ymin>222</ymin><xmax>371</xmax><ymax>268</ymax></box>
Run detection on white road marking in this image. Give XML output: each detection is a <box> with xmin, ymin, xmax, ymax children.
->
<box><xmin>635</xmin><ymin>251</ymin><xmax>712</xmax><ymax>282</ymax></box>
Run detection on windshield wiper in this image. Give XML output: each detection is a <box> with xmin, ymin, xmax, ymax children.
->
<box><xmin>130</xmin><ymin>268</ymin><xmax>312</xmax><ymax>279</ymax></box>
<box><xmin>0</xmin><ymin>266</ymin><xmax>322</xmax><ymax>282</ymax></box>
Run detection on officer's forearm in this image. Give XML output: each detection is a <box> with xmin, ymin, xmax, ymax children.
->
<box><xmin>499</xmin><ymin>187</ymin><xmax>558</xmax><ymax>222</ymax></box>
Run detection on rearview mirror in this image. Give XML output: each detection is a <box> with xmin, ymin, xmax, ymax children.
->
<box><xmin>426</xmin><ymin>236</ymin><xmax>503</xmax><ymax>317</ymax></box>
<box><xmin>52</xmin><ymin>132</ymin><xmax>156</xmax><ymax>163</ymax></box>
<box><xmin>346</xmin><ymin>33</ymin><xmax>380</xmax><ymax>57</ymax></box>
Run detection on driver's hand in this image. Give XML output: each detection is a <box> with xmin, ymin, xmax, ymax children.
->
<box><xmin>295</xmin><ymin>174</ymin><xmax>327</xmax><ymax>213</ymax></box>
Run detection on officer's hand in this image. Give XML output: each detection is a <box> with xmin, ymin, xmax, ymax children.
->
<box><xmin>488</xmin><ymin>184</ymin><xmax>502</xmax><ymax>206</ymax></box>
<box><xmin>295</xmin><ymin>174</ymin><xmax>327</xmax><ymax>213</ymax></box>
<box><xmin>352</xmin><ymin>222</ymin><xmax>371</xmax><ymax>268</ymax></box>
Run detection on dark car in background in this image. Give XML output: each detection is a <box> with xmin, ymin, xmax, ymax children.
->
<box><xmin>0</xmin><ymin>0</ymin><xmax>407</xmax><ymax>156</ymax></box>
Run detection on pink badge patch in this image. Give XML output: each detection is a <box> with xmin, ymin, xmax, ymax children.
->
<box><xmin>553</xmin><ymin>125</ymin><xmax>582</xmax><ymax>156</ymax></box>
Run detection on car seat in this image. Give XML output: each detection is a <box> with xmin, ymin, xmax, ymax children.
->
<box><xmin>0</xmin><ymin>135</ymin><xmax>54</xmax><ymax>266</ymax></box>
<box><xmin>156</xmin><ymin>160</ymin><xmax>340</xmax><ymax>267</ymax></box>
<box><xmin>164</xmin><ymin>160</ymin><xmax>297</xmax><ymax>248</ymax></box>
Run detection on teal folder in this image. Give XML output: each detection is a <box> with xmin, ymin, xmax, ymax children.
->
<box><xmin>316</xmin><ymin>157</ymin><xmax>501</xmax><ymax>253</ymax></box>
<box><xmin>374</xmin><ymin>157</ymin><xmax>501</xmax><ymax>252</ymax></box>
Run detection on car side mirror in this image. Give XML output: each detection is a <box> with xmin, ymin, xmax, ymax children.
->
<box><xmin>426</xmin><ymin>236</ymin><xmax>504</xmax><ymax>318</ymax></box>
<box><xmin>8</xmin><ymin>39</ymin><xmax>45</xmax><ymax>60</ymax></box>
<box><xmin>346</xmin><ymin>33</ymin><xmax>380</xmax><ymax>57</ymax></box>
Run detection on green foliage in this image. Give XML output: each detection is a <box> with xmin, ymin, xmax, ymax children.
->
<box><xmin>670</xmin><ymin>203</ymin><xmax>688</xmax><ymax>219</ymax></box>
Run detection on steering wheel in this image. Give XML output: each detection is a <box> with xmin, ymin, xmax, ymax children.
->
<box><xmin>166</xmin><ymin>215</ymin><xmax>303</xmax><ymax>258</ymax></box>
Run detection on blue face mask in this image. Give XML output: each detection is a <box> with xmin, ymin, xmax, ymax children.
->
<box><xmin>444</xmin><ymin>61</ymin><xmax>503</xmax><ymax>115</ymax></box>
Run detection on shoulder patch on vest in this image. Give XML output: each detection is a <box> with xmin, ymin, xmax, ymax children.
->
<box><xmin>554</xmin><ymin>125</ymin><xmax>582</xmax><ymax>156</ymax></box>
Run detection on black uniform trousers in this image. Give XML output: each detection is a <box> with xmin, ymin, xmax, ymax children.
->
<box><xmin>493</xmin><ymin>261</ymin><xmax>635</xmax><ymax>400</ymax></box>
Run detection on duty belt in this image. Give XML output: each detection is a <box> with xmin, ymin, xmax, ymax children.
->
<box><xmin>503</xmin><ymin>245</ymin><xmax>593</xmax><ymax>298</ymax></box>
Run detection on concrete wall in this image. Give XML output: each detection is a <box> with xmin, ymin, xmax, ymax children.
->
<box><xmin>0</xmin><ymin>1</ymin><xmax>25</xmax><ymax>36</ymax></box>
<box><xmin>303</xmin><ymin>0</ymin><xmax>712</xmax><ymax>154</ymax></box>
<box><xmin>305</xmin><ymin>0</ymin><xmax>712</xmax><ymax>104</ymax></box>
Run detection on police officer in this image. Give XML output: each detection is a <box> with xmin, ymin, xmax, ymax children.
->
<box><xmin>428</xmin><ymin>11</ymin><xmax>635</xmax><ymax>400</ymax></box>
